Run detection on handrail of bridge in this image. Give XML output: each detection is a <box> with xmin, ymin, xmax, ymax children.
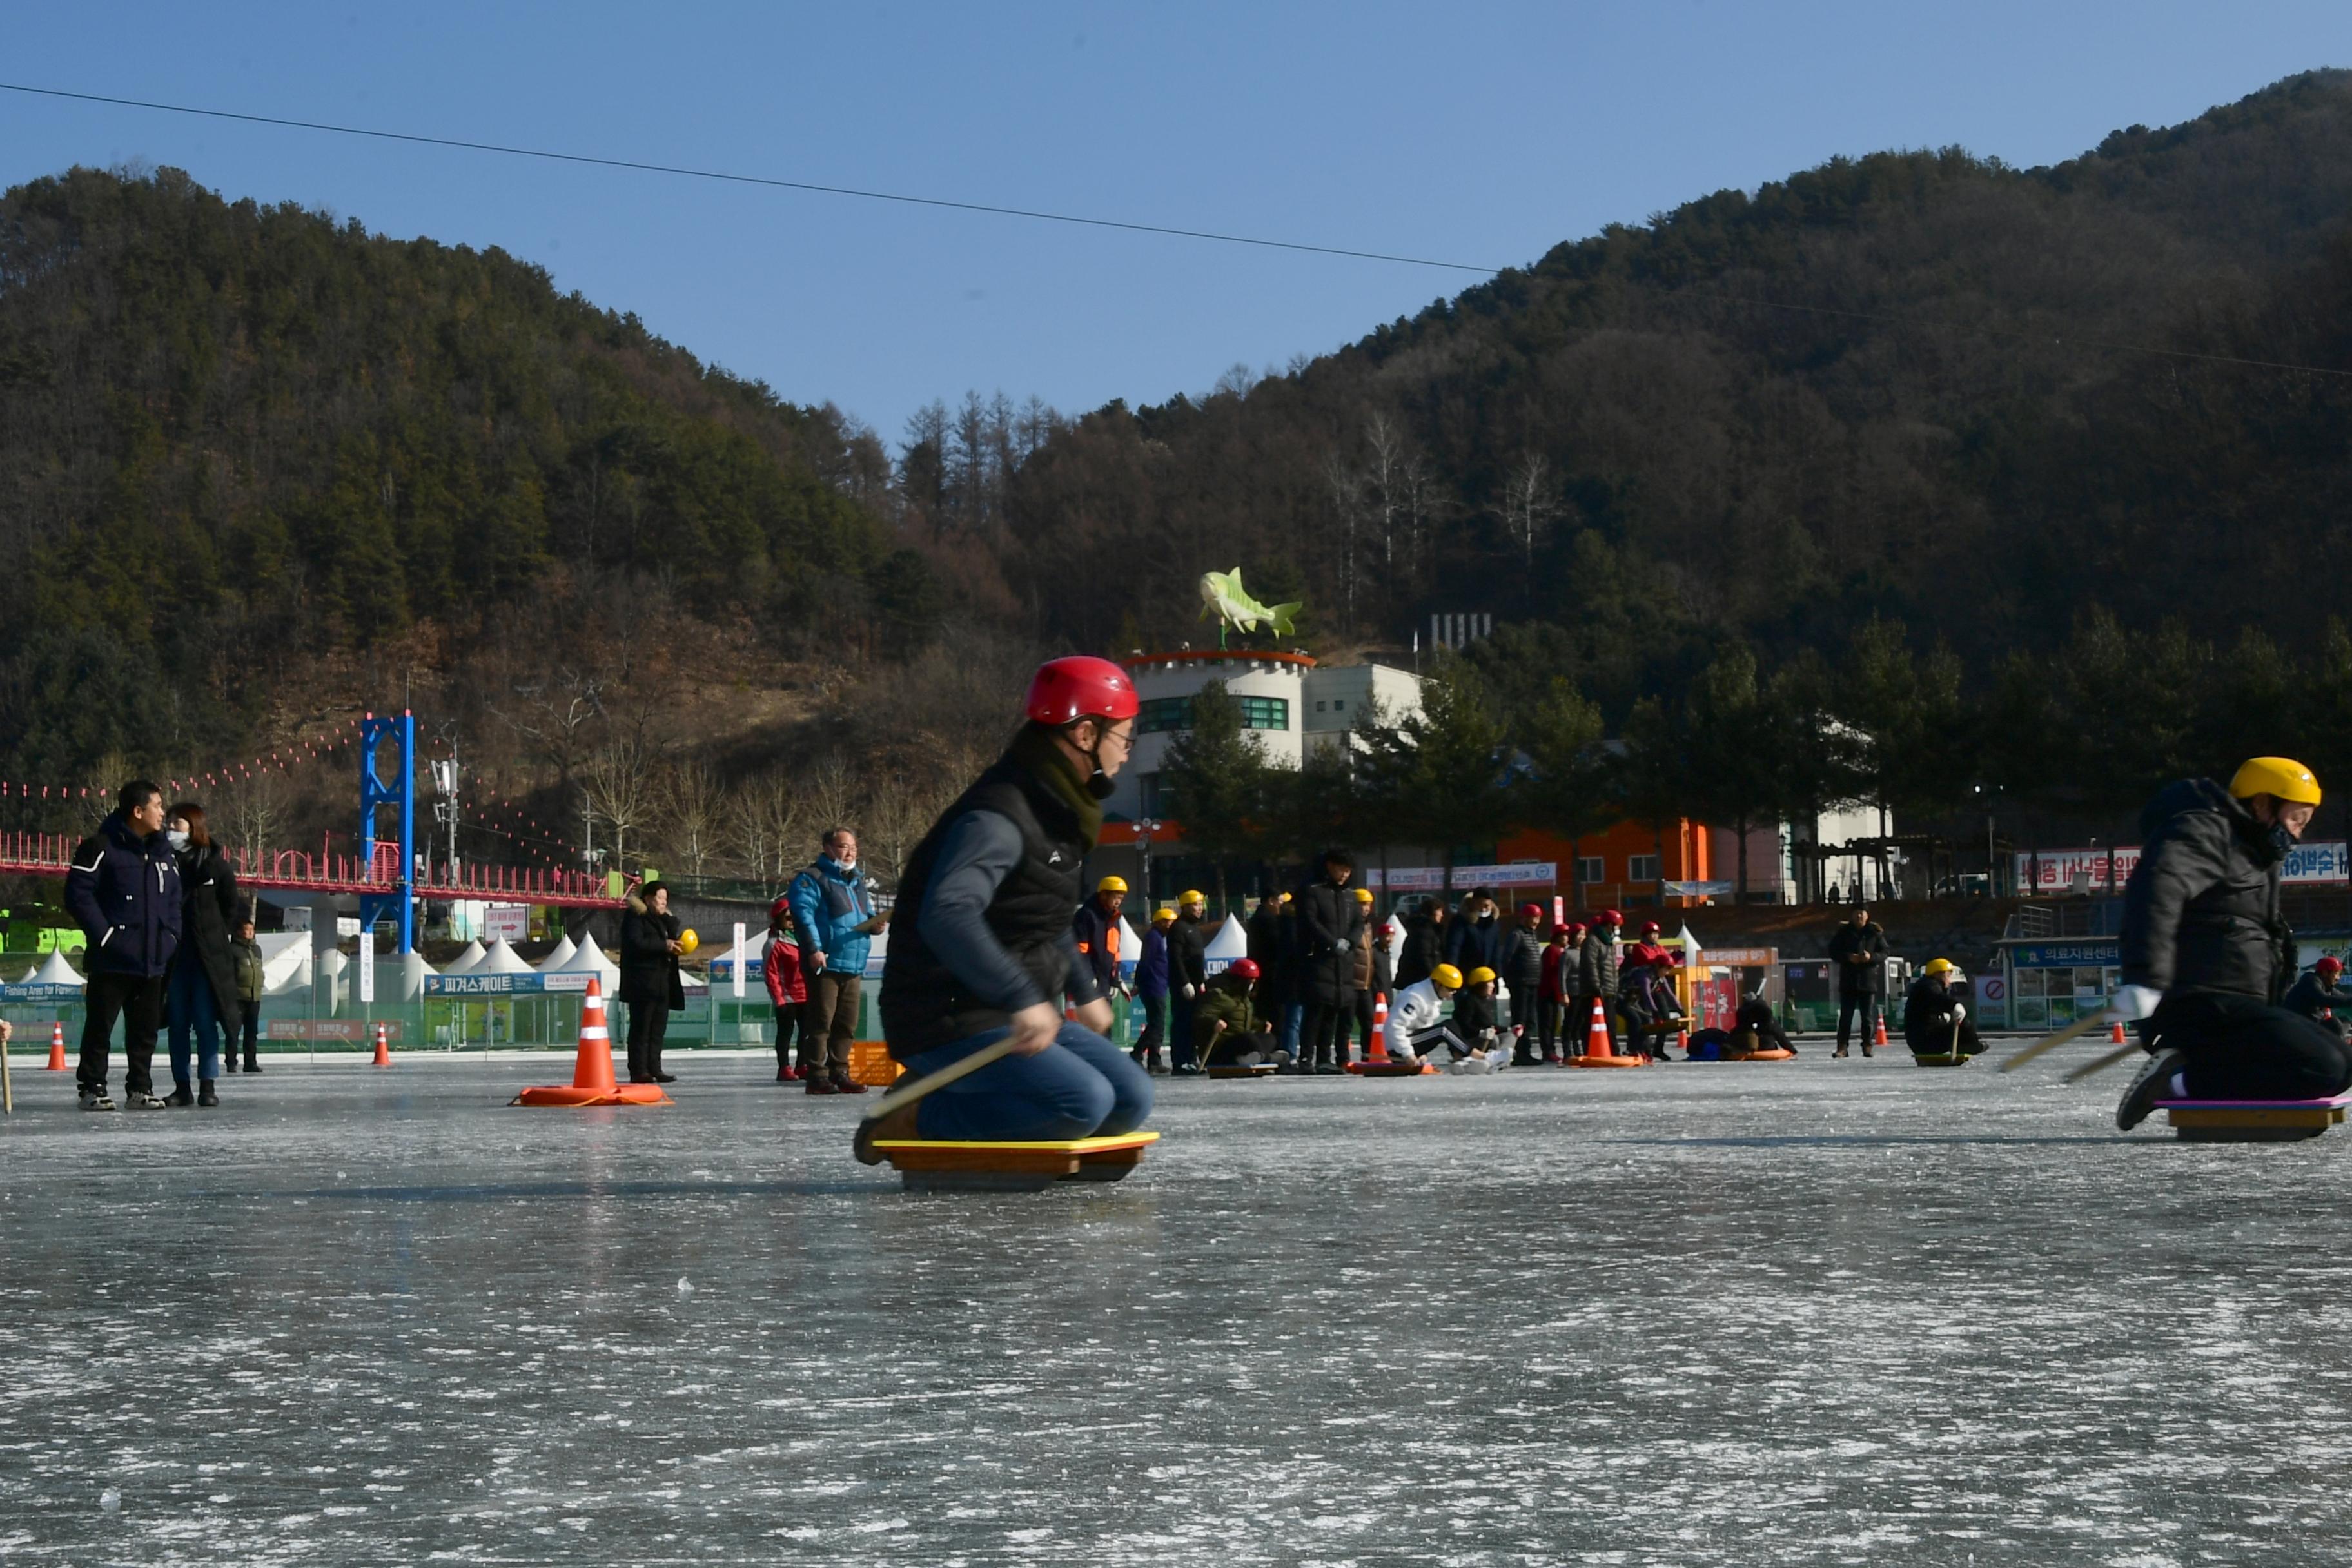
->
<box><xmin>0</xmin><ymin>831</ymin><xmax>625</xmax><ymax>906</ymax></box>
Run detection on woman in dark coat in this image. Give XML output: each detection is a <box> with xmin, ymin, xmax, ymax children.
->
<box><xmin>619</xmin><ymin>881</ymin><xmax>686</xmax><ymax>1083</ymax></box>
<box><xmin>164</xmin><ymin>802</ymin><xmax>241</xmax><ymax>1107</ymax></box>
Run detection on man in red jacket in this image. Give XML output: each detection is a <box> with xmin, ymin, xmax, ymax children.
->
<box><xmin>765</xmin><ymin>896</ymin><xmax>810</xmax><ymax>1083</ymax></box>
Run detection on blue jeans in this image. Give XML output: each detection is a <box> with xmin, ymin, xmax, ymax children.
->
<box><xmin>902</xmin><ymin>1023</ymin><xmax>1154</xmax><ymax>1142</ymax></box>
<box><xmin>167</xmin><ymin>958</ymin><xmax>222</xmax><ymax>1085</ymax></box>
<box><xmin>1280</xmin><ymin>1001</ymin><xmax>1305</xmax><ymax>1055</ymax></box>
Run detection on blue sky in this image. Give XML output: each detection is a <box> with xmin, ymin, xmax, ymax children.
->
<box><xmin>5</xmin><ymin>3</ymin><xmax>2350</xmax><ymax>446</ymax></box>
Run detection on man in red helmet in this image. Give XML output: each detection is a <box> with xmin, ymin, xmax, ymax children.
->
<box><xmin>858</xmin><ymin>657</ymin><xmax>1154</xmax><ymax>1158</ymax></box>
<box><xmin>1625</xmin><ymin>919</ymin><xmax>1681</xmax><ymax>974</ymax></box>
<box><xmin>2284</xmin><ymin>954</ymin><xmax>2352</xmax><ymax>1039</ymax></box>
<box><xmin>1197</xmin><ymin>957</ymin><xmax>1280</xmax><ymax>1067</ymax></box>
<box><xmin>1539</xmin><ymin>919</ymin><xmax>1581</xmax><ymax>1062</ymax></box>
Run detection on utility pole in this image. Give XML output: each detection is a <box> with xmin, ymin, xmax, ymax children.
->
<box><xmin>430</xmin><ymin>749</ymin><xmax>461</xmax><ymax>885</ymax></box>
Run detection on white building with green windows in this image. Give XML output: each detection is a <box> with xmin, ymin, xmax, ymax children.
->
<box><xmin>1113</xmin><ymin>650</ymin><xmax>1424</xmax><ymax>823</ymax></box>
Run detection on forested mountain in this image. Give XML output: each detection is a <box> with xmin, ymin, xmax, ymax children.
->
<box><xmin>0</xmin><ymin>164</ymin><xmax>918</xmax><ymax>781</ymax></box>
<box><xmin>10</xmin><ymin>71</ymin><xmax>2352</xmax><ymax>884</ymax></box>
<box><xmin>990</xmin><ymin>69</ymin><xmax>2352</xmax><ymax>716</ymax></box>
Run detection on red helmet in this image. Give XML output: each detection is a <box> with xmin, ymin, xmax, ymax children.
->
<box><xmin>1641</xmin><ymin>921</ymin><xmax>1661</xmax><ymax>936</ymax></box>
<box><xmin>1597</xmin><ymin>908</ymin><xmax>1623</xmax><ymax>926</ymax></box>
<box><xmin>1519</xmin><ymin>902</ymin><xmax>1545</xmax><ymax>923</ymax></box>
<box><xmin>1564</xmin><ymin>922</ymin><xmax>1587</xmax><ymax>941</ymax></box>
<box><xmin>1026</xmin><ymin>656</ymin><xmax>1141</xmax><ymax>725</ymax></box>
<box><xmin>1228</xmin><ymin>958</ymin><xmax>1262</xmax><ymax>981</ymax></box>
<box><xmin>2322</xmin><ymin>956</ymin><xmax>2345</xmax><ymax>976</ymax></box>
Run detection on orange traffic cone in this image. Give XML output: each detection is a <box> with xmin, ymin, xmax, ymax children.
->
<box><xmin>44</xmin><ymin>1021</ymin><xmax>65</xmax><ymax>1072</ymax></box>
<box><xmin>2110</xmin><ymin>1018</ymin><xmax>2128</xmax><ymax>1045</ymax></box>
<box><xmin>369</xmin><ymin>1021</ymin><xmax>393</xmax><ymax>1067</ymax></box>
<box><xmin>511</xmin><ymin>977</ymin><xmax>669</xmax><ymax>1107</ymax></box>
<box><xmin>1573</xmin><ymin>997</ymin><xmax>1646</xmax><ymax>1067</ymax></box>
<box><xmin>1873</xmin><ymin>1014</ymin><xmax>1890</xmax><ymax>1050</ymax></box>
<box><xmin>1368</xmin><ymin>994</ymin><xmax>1391</xmax><ymax>1061</ymax></box>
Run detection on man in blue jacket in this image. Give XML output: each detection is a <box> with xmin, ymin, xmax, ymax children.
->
<box><xmin>65</xmin><ymin>780</ymin><xmax>182</xmax><ymax>1110</ymax></box>
<box><xmin>789</xmin><ymin>827</ymin><xmax>885</xmax><ymax>1096</ymax></box>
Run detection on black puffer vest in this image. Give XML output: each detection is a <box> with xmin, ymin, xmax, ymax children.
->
<box><xmin>880</xmin><ymin>750</ymin><xmax>1089</xmax><ymax>1058</ymax></box>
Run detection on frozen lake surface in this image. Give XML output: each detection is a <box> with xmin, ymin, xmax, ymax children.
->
<box><xmin>1</xmin><ymin>1046</ymin><xmax>2347</xmax><ymax>1565</ymax></box>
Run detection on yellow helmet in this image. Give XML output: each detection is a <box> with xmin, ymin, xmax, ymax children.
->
<box><xmin>1097</xmin><ymin>875</ymin><xmax>1128</xmax><ymax>894</ymax></box>
<box><xmin>1467</xmin><ymin>966</ymin><xmax>1496</xmax><ymax>985</ymax></box>
<box><xmin>676</xmin><ymin>928</ymin><xmax>700</xmax><ymax>956</ymax></box>
<box><xmin>1277</xmin><ymin>890</ymin><xmax>1293</xmax><ymax>904</ymax></box>
<box><xmin>1152</xmin><ymin>906</ymin><xmax>1177</xmax><ymax>925</ymax></box>
<box><xmin>1923</xmin><ymin>957</ymin><xmax>1955</xmax><ymax>977</ymax></box>
<box><xmin>2230</xmin><ymin>756</ymin><xmax>2321</xmax><ymax>807</ymax></box>
<box><xmin>1431</xmin><ymin>963</ymin><xmax>1464</xmax><ymax>990</ymax></box>
<box><xmin>1353</xmin><ymin>887</ymin><xmax>1374</xmax><ymax>903</ymax></box>
<box><xmin>1179</xmin><ymin>889</ymin><xmax>1206</xmax><ymax>906</ymax></box>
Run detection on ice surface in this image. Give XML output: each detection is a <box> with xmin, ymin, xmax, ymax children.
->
<box><xmin>3</xmin><ymin>1050</ymin><xmax>2350</xmax><ymax>1563</ymax></box>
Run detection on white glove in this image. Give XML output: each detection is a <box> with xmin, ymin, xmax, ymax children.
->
<box><xmin>1951</xmin><ymin>1003</ymin><xmax>1965</xmax><ymax>1021</ymax></box>
<box><xmin>1182</xmin><ymin>983</ymin><xmax>1197</xmax><ymax>1000</ymax></box>
<box><xmin>1334</xmin><ymin>939</ymin><xmax>1351</xmax><ymax>954</ymax></box>
<box><xmin>2108</xmin><ymin>984</ymin><xmax>2162</xmax><ymax>1023</ymax></box>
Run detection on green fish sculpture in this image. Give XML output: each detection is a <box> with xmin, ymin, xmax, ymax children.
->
<box><xmin>1198</xmin><ymin>568</ymin><xmax>1302</xmax><ymax>645</ymax></box>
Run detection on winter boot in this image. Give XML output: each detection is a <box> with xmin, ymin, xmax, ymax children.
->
<box><xmin>163</xmin><ymin>1082</ymin><xmax>195</xmax><ymax>1109</ymax></box>
<box><xmin>197</xmin><ymin>1081</ymin><xmax>219</xmax><ymax>1108</ymax></box>
<box><xmin>2117</xmin><ymin>1047</ymin><xmax>2187</xmax><ymax>1131</ymax></box>
<box><xmin>243</xmin><ymin>1054</ymin><xmax>262</xmax><ymax>1073</ymax></box>
<box><xmin>830</xmin><ymin>1072</ymin><xmax>868</xmax><ymax>1095</ymax></box>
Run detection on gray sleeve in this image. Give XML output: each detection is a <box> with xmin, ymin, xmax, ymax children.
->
<box><xmin>916</xmin><ymin>810</ymin><xmax>1052</xmax><ymax>1014</ymax></box>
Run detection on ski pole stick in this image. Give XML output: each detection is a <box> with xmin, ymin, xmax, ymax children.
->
<box><xmin>861</xmin><ymin>1036</ymin><xmax>1016</xmax><ymax>1122</ymax></box>
<box><xmin>1999</xmin><ymin>1012</ymin><xmax>2108</xmax><ymax>1073</ymax></box>
<box><xmin>2063</xmin><ymin>1041</ymin><xmax>2143</xmax><ymax>1083</ymax></box>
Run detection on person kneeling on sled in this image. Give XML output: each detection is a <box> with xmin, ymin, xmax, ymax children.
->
<box><xmin>2114</xmin><ymin>757</ymin><xmax>2352</xmax><ymax>1128</ymax></box>
<box><xmin>2284</xmin><ymin>955</ymin><xmax>2352</xmax><ymax>1041</ymax></box>
<box><xmin>1617</xmin><ymin>963</ymin><xmax>1685</xmax><ymax>1061</ymax></box>
<box><xmin>1197</xmin><ymin>959</ymin><xmax>1282</xmax><ymax>1067</ymax></box>
<box><xmin>1439</xmin><ymin>968</ymin><xmax>1512</xmax><ymax>1072</ymax></box>
<box><xmin>1389</xmin><ymin>962</ymin><xmax>1468</xmax><ymax>1063</ymax></box>
<box><xmin>1903</xmin><ymin>959</ymin><xmax>1983</xmax><ymax>1057</ymax></box>
<box><xmin>856</xmin><ymin>656</ymin><xmax>1155</xmax><ymax>1161</ymax></box>
<box><xmin>1731</xmin><ymin>986</ymin><xmax>1797</xmax><ymax>1057</ymax></box>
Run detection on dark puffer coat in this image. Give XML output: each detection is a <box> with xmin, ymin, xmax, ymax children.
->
<box><xmin>619</xmin><ymin>898</ymin><xmax>686</xmax><ymax>1011</ymax></box>
<box><xmin>1296</xmin><ymin>878</ymin><xmax>1365</xmax><ymax>1007</ymax></box>
<box><xmin>175</xmin><ymin>842</ymin><xmax>244</xmax><ymax>1029</ymax></box>
<box><xmin>2120</xmin><ymin>778</ymin><xmax>2294</xmax><ymax>1002</ymax></box>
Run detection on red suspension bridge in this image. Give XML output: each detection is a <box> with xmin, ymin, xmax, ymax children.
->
<box><xmin>0</xmin><ymin>832</ymin><xmax>628</xmax><ymax>910</ymax></box>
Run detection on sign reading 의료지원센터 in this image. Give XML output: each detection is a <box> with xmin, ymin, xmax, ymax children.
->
<box><xmin>2015</xmin><ymin>842</ymin><xmax>2350</xmax><ymax>890</ymax></box>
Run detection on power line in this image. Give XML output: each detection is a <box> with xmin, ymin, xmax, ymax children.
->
<box><xmin>0</xmin><ymin>81</ymin><xmax>1503</xmax><ymax>275</ymax></box>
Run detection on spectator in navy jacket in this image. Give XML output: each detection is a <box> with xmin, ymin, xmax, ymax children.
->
<box><xmin>64</xmin><ymin>780</ymin><xmax>182</xmax><ymax>1111</ymax></box>
<box><xmin>1131</xmin><ymin>905</ymin><xmax>1174</xmax><ymax>1073</ymax></box>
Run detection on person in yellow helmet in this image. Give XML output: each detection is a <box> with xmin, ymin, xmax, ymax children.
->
<box><xmin>2114</xmin><ymin>757</ymin><xmax>2350</xmax><ymax>1127</ymax></box>
<box><xmin>1388</xmin><ymin>961</ymin><xmax>1465</xmax><ymax>1063</ymax></box>
<box><xmin>1130</xmin><ymin>906</ymin><xmax>1178</xmax><ymax>1075</ymax></box>
<box><xmin>1166</xmin><ymin>889</ymin><xmax>1211</xmax><ymax>1075</ymax></box>
<box><xmin>1903</xmin><ymin>958</ymin><xmax>1983</xmax><ymax>1059</ymax></box>
<box><xmin>1072</xmin><ymin>874</ymin><xmax>1128</xmax><ymax>1003</ymax></box>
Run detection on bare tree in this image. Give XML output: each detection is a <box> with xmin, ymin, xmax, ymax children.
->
<box><xmin>725</xmin><ymin>770</ymin><xmax>808</xmax><ymax>887</ymax></box>
<box><xmin>490</xmin><ymin>667</ymin><xmax>607</xmax><ymax>785</ymax></box>
<box><xmin>1500</xmin><ymin>451</ymin><xmax>1558</xmax><ymax>567</ymax></box>
<box><xmin>658</xmin><ymin>760</ymin><xmax>726</xmax><ymax>878</ymax></box>
<box><xmin>215</xmin><ymin>770</ymin><xmax>289</xmax><ymax>872</ymax></box>
<box><xmin>1320</xmin><ymin>450</ymin><xmax>1366</xmax><ymax>634</ymax></box>
<box><xmin>582</xmin><ymin>728</ymin><xmax>660</xmax><ymax>874</ymax></box>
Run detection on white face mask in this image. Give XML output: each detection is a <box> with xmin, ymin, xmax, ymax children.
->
<box><xmin>166</xmin><ymin>829</ymin><xmax>191</xmax><ymax>850</ymax></box>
